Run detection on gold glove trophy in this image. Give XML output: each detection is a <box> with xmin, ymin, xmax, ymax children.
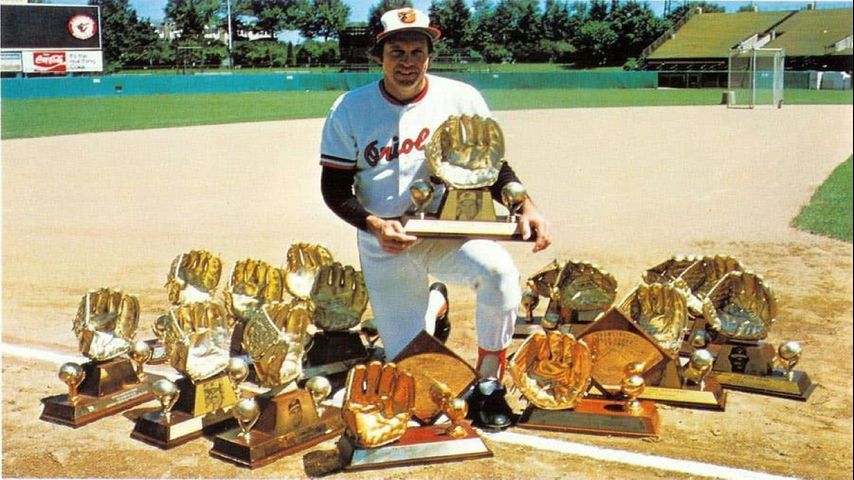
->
<box><xmin>210</xmin><ymin>300</ymin><xmax>344</xmax><ymax>468</ymax></box>
<box><xmin>223</xmin><ymin>257</ymin><xmax>288</xmax><ymax>357</ymax></box>
<box><xmin>132</xmin><ymin>301</ymin><xmax>248</xmax><ymax>448</ymax></box>
<box><xmin>41</xmin><ymin>288</ymin><xmax>162</xmax><ymax>427</ymax></box>
<box><xmin>516</xmin><ymin>259</ymin><xmax>617</xmax><ymax>338</ymax></box>
<box><xmin>338</xmin><ymin>332</ymin><xmax>491</xmax><ymax>471</ymax></box>
<box><xmin>700</xmin><ymin>271</ymin><xmax>815</xmax><ymax>400</ymax></box>
<box><xmin>509</xmin><ymin>330</ymin><xmax>660</xmax><ymax>437</ymax></box>
<box><xmin>643</xmin><ymin>255</ymin><xmax>743</xmax><ymax>356</ymax></box>
<box><xmin>401</xmin><ymin>115</ymin><xmax>530</xmax><ymax>240</ymax></box>
<box><xmin>612</xmin><ymin>283</ymin><xmax>727</xmax><ymax>409</ymax></box>
<box><xmin>304</xmin><ymin>259</ymin><xmax>371</xmax><ymax>377</ymax></box>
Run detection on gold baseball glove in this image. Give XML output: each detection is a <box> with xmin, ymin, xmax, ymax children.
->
<box><xmin>425</xmin><ymin>114</ymin><xmax>505</xmax><ymax>189</ymax></box>
<box><xmin>223</xmin><ymin>258</ymin><xmax>287</xmax><ymax>320</ymax></box>
<box><xmin>619</xmin><ymin>283</ymin><xmax>688</xmax><ymax>356</ymax></box>
<box><xmin>642</xmin><ymin>255</ymin><xmax>699</xmax><ymax>285</ymax></box>
<box><xmin>702</xmin><ymin>271</ymin><xmax>777</xmax><ymax>341</ymax></box>
<box><xmin>283</xmin><ymin>243</ymin><xmax>334</xmax><ymax>299</ymax></box>
<box><xmin>164</xmin><ymin>249</ymin><xmax>222</xmax><ymax>305</ymax></box>
<box><xmin>242</xmin><ymin>300</ymin><xmax>311</xmax><ymax>388</ymax></box>
<box><xmin>153</xmin><ymin>301</ymin><xmax>231</xmax><ymax>382</ymax></box>
<box><xmin>555</xmin><ymin>260</ymin><xmax>617</xmax><ymax>312</ymax></box>
<box><xmin>310</xmin><ymin>262</ymin><xmax>368</xmax><ymax>332</ymax></box>
<box><xmin>643</xmin><ymin>255</ymin><xmax>742</xmax><ymax>315</ymax></box>
<box><xmin>508</xmin><ymin>331</ymin><xmax>593</xmax><ymax>410</ymax></box>
<box><xmin>73</xmin><ymin>288</ymin><xmax>139</xmax><ymax>361</ymax></box>
<box><xmin>342</xmin><ymin>361</ymin><xmax>415</xmax><ymax>448</ymax></box>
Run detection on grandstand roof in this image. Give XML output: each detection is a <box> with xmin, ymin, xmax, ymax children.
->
<box><xmin>648</xmin><ymin>11</ymin><xmax>791</xmax><ymax>59</ymax></box>
<box><xmin>766</xmin><ymin>8</ymin><xmax>853</xmax><ymax>56</ymax></box>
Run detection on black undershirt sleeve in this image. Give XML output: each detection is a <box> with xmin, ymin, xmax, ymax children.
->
<box><xmin>321</xmin><ymin>166</ymin><xmax>371</xmax><ymax>231</ymax></box>
<box><xmin>489</xmin><ymin>162</ymin><xmax>523</xmax><ymax>203</ymax></box>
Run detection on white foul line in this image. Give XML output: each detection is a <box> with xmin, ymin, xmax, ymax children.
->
<box><xmin>4</xmin><ymin>342</ymin><xmax>798</xmax><ymax>480</ymax></box>
<box><xmin>481</xmin><ymin>430</ymin><xmax>798</xmax><ymax>480</ymax></box>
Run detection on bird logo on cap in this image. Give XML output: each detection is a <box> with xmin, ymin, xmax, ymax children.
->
<box><xmin>398</xmin><ymin>8</ymin><xmax>417</xmax><ymax>24</ymax></box>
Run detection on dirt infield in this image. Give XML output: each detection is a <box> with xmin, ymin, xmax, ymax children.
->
<box><xmin>2</xmin><ymin>105</ymin><xmax>852</xmax><ymax>479</ymax></box>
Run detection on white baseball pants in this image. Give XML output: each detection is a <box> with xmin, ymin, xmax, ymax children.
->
<box><xmin>357</xmin><ymin>230</ymin><xmax>521</xmax><ymax>359</ymax></box>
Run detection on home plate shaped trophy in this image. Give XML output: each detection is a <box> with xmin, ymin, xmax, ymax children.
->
<box><xmin>338</xmin><ymin>331</ymin><xmax>491</xmax><ymax>471</ymax></box>
<box><xmin>40</xmin><ymin>288</ymin><xmax>162</xmax><ymax>427</ymax></box>
<box><xmin>131</xmin><ymin>301</ymin><xmax>248</xmax><ymax>448</ymax></box>
<box><xmin>209</xmin><ymin>299</ymin><xmax>344</xmax><ymax>468</ymax></box>
<box><xmin>700</xmin><ymin>271</ymin><xmax>815</xmax><ymax>401</ymax></box>
<box><xmin>401</xmin><ymin>114</ymin><xmax>530</xmax><ymax>241</ymax></box>
<box><xmin>510</xmin><ymin>329</ymin><xmax>659</xmax><ymax>438</ymax></box>
<box><xmin>515</xmin><ymin>259</ymin><xmax>617</xmax><ymax>338</ymax></box>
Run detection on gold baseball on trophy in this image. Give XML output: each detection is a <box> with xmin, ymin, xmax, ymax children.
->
<box><xmin>445</xmin><ymin>397</ymin><xmax>469</xmax><ymax>438</ymax></box>
<box><xmin>234</xmin><ymin>398</ymin><xmax>261</xmax><ymax>443</ymax></box>
<box><xmin>306</xmin><ymin>376</ymin><xmax>332</xmax><ymax>416</ymax></box>
<box><xmin>682</xmin><ymin>349</ymin><xmax>715</xmax><ymax>390</ymax></box>
<box><xmin>500</xmin><ymin>181</ymin><xmax>527</xmax><ymax>219</ymax></box>
<box><xmin>778</xmin><ymin>340</ymin><xmax>802</xmax><ymax>380</ymax></box>
<box><xmin>129</xmin><ymin>340</ymin><xmax>152</xmax><ymax>381</ymax></box>
<box><xmin>58</xmin><ymin>362</ymin><xmax>85</xmax><ymax>405</ymax></box>
<box><xmin>621</xmin><ymin>374</ymin><xmax>645</xmax><ymax>414</ymax></box>
<box><xmin>520</xmin><ymin>289</ymin><xmax>539</xmax><ymax>323</ymax></box>
<box><xmin>152</xmin><ymin>379</ymin><xmax>179</xmax><ymax>424</ymax></box>
<box><xmin>690</xmin><ymin>329</ymin><xmax>709</xmax><ymax>349</ymax></box>
<box><xmin>225</xmin><ymin>356</ymin><xmax>249</xmax><ymax>399</ymax></box>
<box><xmin>410</xmin><ymin>180</ymin><xmax>434</xmax><ymax>219</ymax></box>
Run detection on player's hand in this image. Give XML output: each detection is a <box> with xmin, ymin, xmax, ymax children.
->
<box><xmin>518</xmin><ymin>198</ymin><xmax>551</xmax><ymax>253</ymax></box>
<box><xmin>366</xmin><ymin>216</ymin><xmax>417</xmax><ymax>254</ymax></box>
<box><xmin>702</xmin><ymin>270</ymin><xmax>776</xmax><ymax>341</ymax></box>
<box><xmin>508</xmin><ymin>330</ymin><xmax>593</xmax><ymax>410</ymax></box>
<box><xmin>342</xmin><ymin>361</ymin><xmax>415</xmax><ymax>448</ymax></box>
<box><xmin>73</xmin><ymin>288</ymin><xmax>139</xmax><ymax>361</ymax></box>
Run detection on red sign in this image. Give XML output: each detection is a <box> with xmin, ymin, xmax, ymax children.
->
<box><xmin>33</xmin><ymin>51</ymin><xmax>67</xmax><ymax>72</ymax></box>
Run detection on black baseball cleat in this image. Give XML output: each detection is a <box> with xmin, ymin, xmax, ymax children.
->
<box><xmin>430</xmin><ymin>282</ymin><xmax>451</xmax><ymax>344</ymax></box>
<box><xmin>464</xmin><ymin>378</ymin><xmax>514</xmax><ymax>431</ymax></box>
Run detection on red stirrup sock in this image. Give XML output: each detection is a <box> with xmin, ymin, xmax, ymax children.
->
<box><xmin>476</xmin><ymin>347</ymin><xmax>507</xmax><ymax>381</ymax></box>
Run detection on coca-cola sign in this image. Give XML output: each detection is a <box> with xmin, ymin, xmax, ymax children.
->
<box><xmin>33</xmin><ymin>51</ymin><xmax>67</xmax><ymax>72</ymax></box>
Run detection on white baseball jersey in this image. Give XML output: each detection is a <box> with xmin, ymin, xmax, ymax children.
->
<box><xmin>320</xmin><ymin>74</ymin><xmax>491</xmax><ymax>218</ymax></box>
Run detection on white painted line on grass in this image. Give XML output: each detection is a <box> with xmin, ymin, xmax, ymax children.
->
<box><xmin>3</xmin><ymin>342</ymin><xmax>799</xmax><ymax>480</ymax></box>
<box><xmin>482</xmin><ymin>430</ymin><xmax>799</xmax><ymax>480</ymax></box>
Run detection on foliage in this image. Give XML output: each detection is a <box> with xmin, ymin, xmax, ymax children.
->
<box><xmin>573</xmin><ymin>20</ymin><xmax>618</xmax><ymax>66</ymax></box>
<box><xmin>88</xmin><ymin>0</ymin><xmax>169</xmax><ymax>68</ymax></box>
<box><xmin>237</xmin><ymin>0</ymin><xmax>310</xmax><ymax>38</ymax></box>
<box><xmin>295</xmin><ymin>39</ymin><xmax>340</xmax><ymax>65</ymax></box>
<box><xmin>667</xmin><ymin>1</ymin><xmax>726</xmax><ymax>22</ymax></box>
<box><xmin>299</xmin><ymin>0</ymin><xmax>350</xmax><ymax>40</ymax></box>
<box><xmin>233</xmin><ymin>39</ymin><xmax>289</xmax><ymax>66</ymax></box>
<box><xmin>429</xmin><ymin>0</ymin><xmax>473</xmax><ymax>49</ymax></box>
<box><xmin>165</xmin><ymin>0</ymin><xmax>222</xmax><ymax>39</ymax></box>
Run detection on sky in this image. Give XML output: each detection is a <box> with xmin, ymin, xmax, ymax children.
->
<box><xmin>52</xmin><ymin>0</ymin><xmax>854</xmax><ymax>25</ymax></box>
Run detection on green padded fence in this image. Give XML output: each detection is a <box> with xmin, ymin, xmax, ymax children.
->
<box><xmin>0</xmin><ymin>71</ymin><xmax>658</xmax><ymax>99</ymax></box>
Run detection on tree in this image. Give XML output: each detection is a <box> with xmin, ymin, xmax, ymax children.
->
<box><xmin>541</xmin><ymin>0</ymin><xmax>572</xmax><ymax>41</ymax></box>
<box><xmin>165</xmin><ymin>0</ymin><xmax>222</xmax><ymax>40</ymax></box>
<box><xmin>573</xmin><ymin>20</ymin><xmax>617</xmax><ymax>66</ymax></box>
<box><xmin>667</xmin><ymin>1</ymin><xmax>725</xmax><ymax>22</ymax></box>
<box><xmin>608</xmin><ymin>1</ymin><xmax>669</xmax><ymax>64</ymax></box>
<box><xmin>300</xmin><ymin>0</ymin><xmax>350</xmax><ymax>40</ymax></box>
<box><xmin>239</xmin><ymin>0</ymin><xmax>310</xmax><ymax>39</ymax></box>
<box><xmin>88</xmin><ymin>0</ymin><xmax>165</xmax><ymax>68</ymax></box>
<box><xmin>428</xmin><ymin>0</ymin><xmax>473</xmax><ymax>50</ymax></box>
<box><xmin>367</xmin><ymin>0</ymin><xmax>414</xmax><ymax>36</ymax></box>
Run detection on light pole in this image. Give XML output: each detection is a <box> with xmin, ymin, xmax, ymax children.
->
<box><xmin>226</xmin><ymin>0</ymin><xmax>233</xmax><ymax>67</ymax></box>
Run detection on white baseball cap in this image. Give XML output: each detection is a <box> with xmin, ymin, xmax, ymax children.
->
<box><xmin>377</xmin><ymin>8</ymin><xmax>442</xmax><ymax>42</ymax></box>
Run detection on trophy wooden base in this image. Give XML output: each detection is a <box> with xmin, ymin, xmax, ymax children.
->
<box><xmin>131</xmin><ymin>407</ymin><xmax>236</xmax><ymax>449</ymax></box>
<box><xmin>588</xmin><ymin>382</ymin><xmax>727</xmax><ymax>411</ymax></box>
<box><xmin>209</xmin><ymin>406</ymin><xmax>343</xmax><ymax>469</ymax></box>
<box><xmin>513</xmin><ymin>315</ymin><xmax>588</xmax><ymax>339</ymax></box>
<box><xmin>517</xmin><ymin>398</ymin><xmax>660</xmax><ymax>438</ymax></box>
<box><xmin>131</xmin><ymin>373</ymin><xmax>241</xmax><ymax>449</ymax></box>
<box><xmin>339</xmin><ymin>422</ymin><xmax>492</xmax><ymax>471</ymax></box>
<box><xmin>711</xmin><ymin>370</ymin><xmax>816</xmax><ymax>401</ymax></box>
<box><xmin>40</xmin><ymin>372</ymin><xmax>162</xmax><ymax>428</ymax></box>
<box><xmin>303</xmin><ymin>331</ymin><xmax>369</xmax><ymax>378</ymax></box>
<box><xmin>402</xmin><ymin>216</ymin><xmax>527</xmax><ymax>241</ymax></box>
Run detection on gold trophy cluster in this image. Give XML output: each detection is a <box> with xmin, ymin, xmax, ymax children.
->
<box><xmin>40</xmin><ymin>243</ymin><xmax>377</xmax><ymax>468</ymax></box>
<box><xmin>506</xmin><ymin>254</ymin><xmax>815</xmax><ymax>438</ymax></box>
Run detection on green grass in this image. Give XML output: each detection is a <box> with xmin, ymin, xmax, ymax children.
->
<box><xmin>793</xmin><ymin>156</ymin><xmax>853</xmax><ymax>242</ymax></box>
<box><xmin>1</xmin><ymin>88</ymin><xmax>851</xmax><ymax>139</ymax></box>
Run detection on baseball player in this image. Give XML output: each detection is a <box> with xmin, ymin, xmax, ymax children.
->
<box><xmin>319</xmin><ymin>8</ymin><xmax>551</xmax><ymax>430</ymax></box>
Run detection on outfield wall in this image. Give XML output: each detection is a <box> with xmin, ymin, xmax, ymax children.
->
<box><xmin>0</xmin><ymin>71</ymin><xmax>658</xmax><ymax>99</ymax></box>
